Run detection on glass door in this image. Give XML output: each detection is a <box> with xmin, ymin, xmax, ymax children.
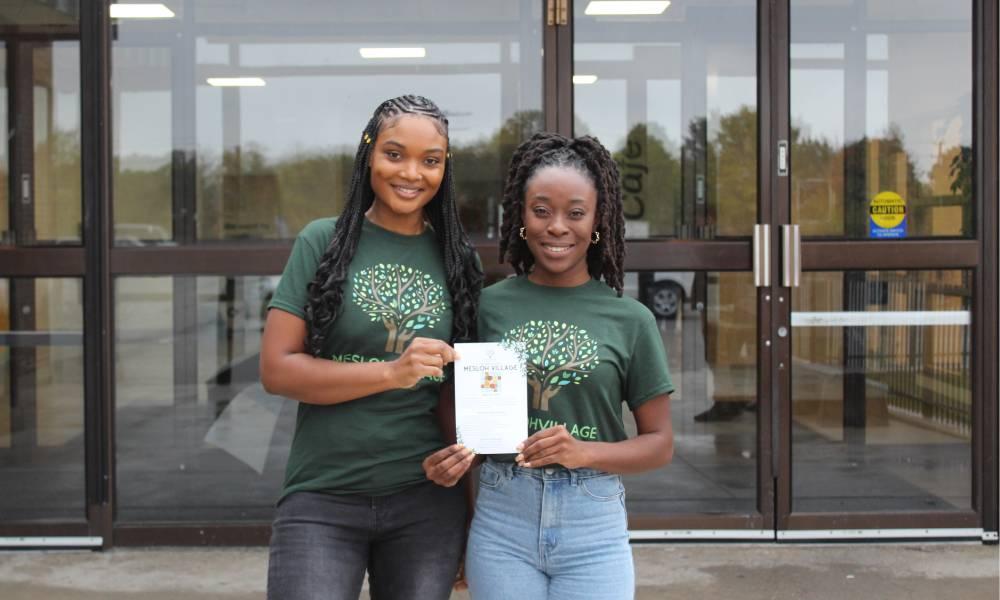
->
<box><xmin>571</xmin><ymin>0</ymin><xmax>994</xmax><ymax>539</ymax></box>
<box><xmin>0</xmin><ymin>1</ymin><xmax>93</xmax><ymax>542</ymax></box>
<box><xmin>572</xmin><ymin>0</ymin><xmax>771</xmax><ymax>535</ymax></box>
<box><xmin>775</xmin><ymin>0</ymin><xmax>983</xmax><ymax>536</ymax></box>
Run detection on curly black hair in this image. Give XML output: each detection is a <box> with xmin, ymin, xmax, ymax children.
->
<box><xmin>498</xmin><ymin>132</ymin><xmax>625</xmax><ymax>295</ymax></box>
<box><xmin>304</xmin><ymin>95</ymin><xmax>483</xmax><ymax>356</ymax></box>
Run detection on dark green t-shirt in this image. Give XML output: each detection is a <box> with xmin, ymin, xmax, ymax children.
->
<box><xmin>269</xmin><ymin>217</ymin><xmax>452</xmax><ymax>498</ymax></box>
<box><xmin>478</xmin><ymin>276</ymin><xmax>673</xmax><ymax>443</ymax></box>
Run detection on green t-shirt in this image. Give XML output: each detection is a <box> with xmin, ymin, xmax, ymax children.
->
<box><xmin>478</xmin><ymin>276</ymin><xmax>673</xmax><ymax>443</ymax></box>
<box><xmin>269</xmin><ymin>217</ymin><xmax>453</xmax><ymax>498</ymax></box>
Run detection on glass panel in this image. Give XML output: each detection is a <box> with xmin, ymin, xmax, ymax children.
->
<box><xmin>791</xmin><ymin>270</ymin><xmax>972</xmax><ymax>512</ymax></box>
<box><xmin>574</xmin><ymin>0</ymin><xmax>757</xmax><ymax>240</ymax></box>
<box><xmin>0</xmin><ymin>2</ymin><xmax>80</xmax><ymax>246</ymax></box>
<box><xmin>0</xmin><ymin>278</ymin><xmax>85</xmax><ymax>520</ymax></box>
<box><xmin>791</xmin><ymin>1</ymin><xmax>972</xmax><ymax>239</ymax></box>
<box><xmin>622</xmin><ymin>271</ymin><xmax>757</xmax><ymax>515</ymax></box>
<box><xmin>112</xmin><ymin>1</ymin><xmax>543</xmax><ymax>244</ymax></box>
<box><xmin>115</xmin><ymin>275</ymin><xmax>293</xmax><ymax>521</ymax></box>
<box><xmin>111</xmin><ymin>46</ymin><xmax>173</xmax><ymax>245</ymax></box>
<box><xmin>34</xmin><ymin>42</ymin><xmax>82</xmax><ymax>243</ymax></box>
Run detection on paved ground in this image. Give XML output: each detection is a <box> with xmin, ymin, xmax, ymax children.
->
<box><xmin>0</xmin><ymin>543</ymin><xmax>996</xmax><ymax>599</ymax></box>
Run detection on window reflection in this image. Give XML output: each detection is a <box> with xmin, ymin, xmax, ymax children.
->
<box><xmin>0</xmin><ymin>2</ymin><xmax>81</xmax><ymax>247</ymax></box>
<box><xmin>112</xmin><ymin>1</ymin><xmax>543</xmax><ymax>244</ymax></box>
<box><xmin>0</xmin><ymin>278</ymin><xmax>85</xmax><ymax>521</ymax></box>
<box><xmin>792</xmin><ymin>270</ymin><xmax>972</xmax><ymax>512</ymax></box>
<box><xmin>574</xmin><ymin>0</ymin><xmax>757</xmax><ymax>240</ymax></box>
<box><xmin>0</xmin><ymin>40</ymin><xmax>81</xmax><ymax>246</ymax></box>
<box><xmin>34</xmin><ymin>44</ymin><xmax>82</xmax><ymax>243</ymax></box>
<box><xmin>791</xmin><ymin>1</ymin><xmax>972</xmax><ymax>239</ymax></box>
<box><xmin>622</xmin><ymin>271</ymin><xmax>757</xmax><ymax>515</ymax></box>
<box><xmin>116</xmin><ymin>275</ymin><xmax>293</xmax><ymax>521</ymax></box>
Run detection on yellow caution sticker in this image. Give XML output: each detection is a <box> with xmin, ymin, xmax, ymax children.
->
<box><xmin>869</xmin><ymin>191</ymin><xmax>907</xmax><ymax>238</ymax></box>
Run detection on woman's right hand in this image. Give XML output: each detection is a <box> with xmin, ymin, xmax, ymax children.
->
<box><xmin>423</xmin><ymin>444</ymin><xmax>476</xmax><ymax>487</ymax></box>
<box><xmin>390</xmin><ymin>337</ymin><xmax>459</xmax><ymax>388</ymax></box>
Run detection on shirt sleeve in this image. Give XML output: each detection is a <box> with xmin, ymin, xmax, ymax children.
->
<box><xmin>624</xmin><ymin>308</ymin><xmax>675</xmax><ymax>411</ymax></box>
<box><xmin>268</xmin><ymin>225</ymin><xmax>326</xmax><ymax>319</ymax></box>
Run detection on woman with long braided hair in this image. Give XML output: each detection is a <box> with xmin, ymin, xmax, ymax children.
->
<box><xmin>260</xmin><ymin>95</ymin><xmax>482</xmax><ymax>600</ymax></box>
<box><xmin>425</xmin><ymin>132</ymin><xmax>674</xmax><ymax>599</ymax></box>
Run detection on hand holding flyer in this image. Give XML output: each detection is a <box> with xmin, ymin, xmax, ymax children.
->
<box><xmin>454</xmin><ymin>342</ymin><xmax>528</xmax><ymax>455</ymax></box>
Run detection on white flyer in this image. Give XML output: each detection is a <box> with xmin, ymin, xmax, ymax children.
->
<box><xmin>454</xmin><ymin>342</ymin><xmax>528</xmax><ymax>455</ymax></box>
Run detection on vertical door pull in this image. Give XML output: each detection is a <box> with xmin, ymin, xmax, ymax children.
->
<box><xmin>753</xmin><ymin>224</ymin><xmax>770</xmax><ymax>287</ymax></box>
<box><xmin>781</xmin><ymin>224</ymin><xmax>801</xmax><ymax>287</ymax></box>
<box><xmin>557</xmin><ymin>0</ymin><xmax>568</xmax><ymax>25</ymax></box>
<box><xmin>20</xmin><ymin>174</ymin><xmax>31</xmax><ymax>205</ymax></box>
<box><xmin>547</xmin><ymin>0</ymin><xmax>555</xmax><ymax>25</ymax></box>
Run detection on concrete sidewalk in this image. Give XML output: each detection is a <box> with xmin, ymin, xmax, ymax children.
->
<box><xmin>0</xmin><ymin>543</ymin><xmax>996</xmax><ymax>599</ymax></box>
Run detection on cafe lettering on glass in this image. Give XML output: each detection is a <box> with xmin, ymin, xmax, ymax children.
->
<box><xmin>618</xmin><ymin>129</ymin><xmax>647</xmax><ymax>220</ymax></box>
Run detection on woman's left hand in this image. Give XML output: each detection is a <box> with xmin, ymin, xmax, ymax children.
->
<box><xmin>453</xmin><ymin>558</ymin><xmax>468</xmax><ymax>591</ymax></box>
<box><xmin>516</xmin><ymin>425</ymin><xmax>592</xmax><ymax>469</ymax></box>
<box><xmin>422</xmin><ymin>444</ymin><xmax>475</xmax><ymax>487</ymax></box>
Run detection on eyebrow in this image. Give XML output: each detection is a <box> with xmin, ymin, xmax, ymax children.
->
<box><xmin>381</xmin><ymin>139</ymin><xmax>445</xmax><ymax>154</ymax></box>
<box><xmin>529</xmin><ymin>195</ymin><xmax>588</xmax><ymax>204</ymax></box>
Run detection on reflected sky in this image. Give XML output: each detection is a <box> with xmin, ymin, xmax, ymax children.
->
<box><xmin>111</xmin><ymin>0</ymin><xmax>971</xmax><ymax>175</ymax></box>
<box><xmin>113</xmin><ymin>1</ymin><xmax>542</xmax><ymax>163</ymax></box>
<box><xmin>108</xmin><ymin>0</ymin><xmax>974</xmax><ymax>241</ymax></box>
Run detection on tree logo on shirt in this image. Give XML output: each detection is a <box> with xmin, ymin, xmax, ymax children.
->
<box><xmin>502</xmin><ymin>320</ymin><xmax>600</xmax><ymax>412</ymax></box>
<box><xmin>353</xmin><ymin>264</ymin><xmax>446</xmax><ymax>353</ymax></box>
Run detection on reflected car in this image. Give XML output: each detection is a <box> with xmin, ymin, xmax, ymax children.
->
<box><xmin>623</xmin><ymin>272</ymin><xmax>695</xmax><ymax>319</ymax></box>
<box><xmin>114</xmin><ymin>223</ymin><xmax>174</xmax><ymax>246</ymax></box>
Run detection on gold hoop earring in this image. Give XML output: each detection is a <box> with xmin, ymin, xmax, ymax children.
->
<box><xmin>591</xmin><ymin>231</ymin><xmax>600</xmax><ymax>244</ymax></box>
<box><xmin>519</xmin><ymin>227</ymin><xmax>526</xmax><ymax>240</ymax></box>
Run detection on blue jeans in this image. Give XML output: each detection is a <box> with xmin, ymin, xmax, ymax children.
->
<box><xmin>466</xmin><ymin>459</ymin><xmax>634</xmax><ymax>600</ymax></box>
<box><xmin>267</xmin><ymin>482</ymin><xmax>466</xmax><ymax>600</ymax></box>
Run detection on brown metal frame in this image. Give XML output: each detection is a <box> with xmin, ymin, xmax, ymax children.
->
<box><xmin>771</xmin><ymin>0</ymin><xmax>794</xmax><ymax>534</ymax></box>
<box><xmin>80</xmin><ymin>0</ymin><xmax>114</xmax><ymax>549</ymax></box>
<box><xmin>758</xmin><ymin>0</ymin><xmax>779</xmax><ymax>534</ymax></box>
<box><xmin>555</xmin><ymin>0</ymin><xmax>573</xmax><ymax>136</ymax></box>
<box><xmin>9</xmin><ymin>41</ymin><xmax>34</xmax><ymax>245</ymax></box>
<box><xmin>973</xmin><ymin>0</ymin><xmax>997</xmax><ymax>538</ymax></box>
<box><xmin>0</xmin><ymin>248</ymin><xmax>84</xmax><ymax>275</ymax></box>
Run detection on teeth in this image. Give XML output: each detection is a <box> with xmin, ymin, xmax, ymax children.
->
<box><xmin>394</xmin><ymin>185</ymin><xmax>420</xmax><ymax>197</ymax></box>
<box><xmin>543</xmin><ymin>245</ymin><xmax>571</xmax><ymax>253</ymax></box>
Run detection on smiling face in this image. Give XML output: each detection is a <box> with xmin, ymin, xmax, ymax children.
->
<box><xmin>367</xmin><ymin>114</ymin><xmax>448</xmax><ymax>233</ymax></box>
<box><xmin>521</xmin><ymin>165</ymin><xmax>598</xmax><ymax>287</ymax></box>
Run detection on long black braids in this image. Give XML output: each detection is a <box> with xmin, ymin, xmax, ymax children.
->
<box><xmin>304</xmin><ymin>95</ymin><xmax>483</xmax><ymax>356</ymax></box>
<box><xmin>498</xmin><ymin>132</ymin><xmax>626</xmax><ymax>295</ymax></box>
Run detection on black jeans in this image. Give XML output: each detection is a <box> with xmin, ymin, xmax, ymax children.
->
<box><xmin>267</xmin><ymin>482</ymin><xmax>466</xmax><ymax>600</ymax></box>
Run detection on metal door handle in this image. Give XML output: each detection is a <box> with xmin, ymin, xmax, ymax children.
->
<box><xmin>20</xmin><ymin>174</ymin><xmax>30</xmax><ymax>205</ymax></box>
<box><xmin>782</xmin><ymin>224</ymin><xmax>801</xmax><ymax>287</ymax></box>
<box><xmin>753</xmin><ymin>224</ymin><xmax>770</xmax><ymax>287</ymax></box>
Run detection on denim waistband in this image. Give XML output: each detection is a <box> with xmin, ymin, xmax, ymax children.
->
<box><xmin>484</xmin><ymin>457</ymin><xmax>614</xmax><ymax>482</ymax></box>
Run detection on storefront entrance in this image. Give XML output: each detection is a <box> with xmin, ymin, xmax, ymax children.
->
<box><xmin>0</xmin><ymin>0</ymin><xmax>996</xmax><ymax>546</ymax></box>
<box><xmin>572</xmin><ymin>0</ymin><xmax>995</xmax><ymax>539</ymax></box>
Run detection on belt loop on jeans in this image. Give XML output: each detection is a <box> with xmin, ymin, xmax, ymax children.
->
<box><xmin>569</xmin><ymin>468</ymin><xmax>579</xmax><ymax>486</ymax></box>
<box><xmin>492</xmin><ymin>458</ymin><xmax>514</xmax><ymax>480</ymax></box>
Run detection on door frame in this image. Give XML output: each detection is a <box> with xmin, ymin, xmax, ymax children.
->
<box><xmin>0</xmin><ymin>14</ymin><xmax>106</xmax><ymax>546</ymax></box>
<box><xmin>768</xmin><ymin>0</ymin><xmax>997</xmax><ymax>538</ymax></box>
